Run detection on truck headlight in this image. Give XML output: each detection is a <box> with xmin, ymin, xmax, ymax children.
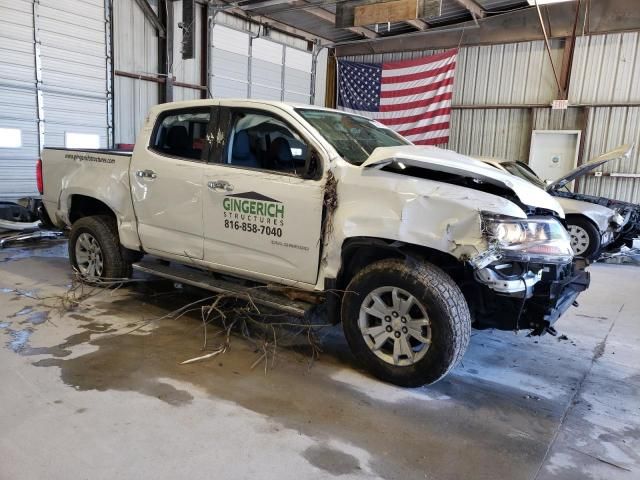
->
<box><xmin>483</xmin><ymin>215</ymin><xmax>574</xmax><ymax>263</ymax></box>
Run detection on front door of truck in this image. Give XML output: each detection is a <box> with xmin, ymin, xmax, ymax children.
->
<box><xmin>202</xmin><ymin>106</ymin><xmax>324</xmax><ymax>285</ymax></box>
<box><xmin>131</xmin><ymin>106</ymin><xmax>214</xmax><ymax>259</ymax></box>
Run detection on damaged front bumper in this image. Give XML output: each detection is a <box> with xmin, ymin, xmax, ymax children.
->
<box><xmin>469</xmin><ymin>258</ymin><xmax>590</xmax><ymax>335</ymax></box>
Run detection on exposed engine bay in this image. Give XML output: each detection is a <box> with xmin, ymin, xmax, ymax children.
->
<box><xmin>553</xmin><ymin>190</ymin><xmax>640</xmax><ymax>247</ymax></box>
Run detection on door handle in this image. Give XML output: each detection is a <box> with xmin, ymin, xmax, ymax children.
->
<box><xmin>208</xmin><ymin>180</ymin><xmax>233</xmax><ymax>191</ymax></box>
<box><xmin>136</xmin><ymin>169</ymin><xmax>157</xmax><ymax>179</ymax></box>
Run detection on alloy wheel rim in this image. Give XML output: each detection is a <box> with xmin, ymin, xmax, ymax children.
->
<box><xmin>568</xmin><ymin>225</ymin><xmax>590</xmax><ymax>256</ymax></box>
<box><xmin>358</xmin><ymin>286</ymin><xmax>432</xmax><ymax>367</ymax></box>
<box><xmin>75</xmin><ymin>232</ymin><xmax>104</xmax><ymax>278</ymax></box>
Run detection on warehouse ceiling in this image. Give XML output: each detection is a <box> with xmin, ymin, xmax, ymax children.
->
<box><xmin>208</xmin><ymin>0</ymin><xmax>640</xmax><ymax>55</ymax></box>
<box><xmin>213</xmin><ymin>0</ymin><xmax>530</xmax><ymax>43</ymax></box>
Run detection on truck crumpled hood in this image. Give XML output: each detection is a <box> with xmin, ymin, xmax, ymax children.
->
<box><xmin>361</xmin><ymin>146</ymin><xmax>564</xmax><ymax>216</ymax></box>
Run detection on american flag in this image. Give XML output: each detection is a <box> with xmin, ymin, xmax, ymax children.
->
<box><xmin>337</xmin><ymin>50</ymin><xmax>457</xmax><ymax>145</ymax></box>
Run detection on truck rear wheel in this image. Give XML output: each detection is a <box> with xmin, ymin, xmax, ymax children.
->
<box><xmin>69</xmin><ymin>215</ymin><xmax>132</xmax><ymax>282</ymax></box>
<box><xmin>341</xmin><ymin>258</ymin><xmax>471</xmax><ymax>387</ymax></box>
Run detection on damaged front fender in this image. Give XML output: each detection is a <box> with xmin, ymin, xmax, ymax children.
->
<box><xmin>318</xmin><ymin>160</ymin><xmax>528</xmax><ymax>283</ymax></box>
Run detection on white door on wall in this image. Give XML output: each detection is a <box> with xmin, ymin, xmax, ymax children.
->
<box><xmin>528</xmin><ymin>130</ymin><xmax>581</xmax><ymax>186</ymax></box>
<box><xmin>210</xmin><ymin>25</ymin><xmax>250</xmax><ymax>98</ymax></box>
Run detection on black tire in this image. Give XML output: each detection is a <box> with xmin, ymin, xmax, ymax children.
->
<box><xmin>341</xmin><ymin>258</ymin><xmax>471</xmax><ymax>387</ymax></box>
<box><xmin>68</xmin><ymin>215</ymin><xmax>132</xmax><ymax>281</ymax></box>
<box><xmin>566</xmin><ymin>216</ymin><xmax>601</xmax><ymax>261</ymax></box>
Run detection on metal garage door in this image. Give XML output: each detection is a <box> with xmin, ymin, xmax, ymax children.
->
<box><xmin>38</xmin><ymin>0</ymin><xmax>111</xmax><ymax>150</ymax></box>
<box><xmin>0</xmin><ymin>0</ymin><xmax>39</xmax><ymax>199</ymax></box>
<box><xmin>284</xmin><ymin>46</ymin><xmax>312</xmax><ymax>104</ymax></box>
<box><xmin>210</xmin><ymin>24</ymin><xmax>250</xmax><ymax>98</ymax></box>
<box><xmin>251</xmin><ymin>37</ymin><xmax>283</xmax><ymax>100</ymax></box>
<box><xmin>0</xmin><ymin>0</ymin><xmax>110</xmax><ymax>200</ymax></box>
<box><xmin>210</xmin><ymin>23</ymin><xmax>314</xmax><ymax>104</ymax></box>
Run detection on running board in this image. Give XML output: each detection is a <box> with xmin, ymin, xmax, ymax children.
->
<box><xmin>132</xmin><ymin>259</ymin><xmax>314</xmax><ymax>317</ymax></box>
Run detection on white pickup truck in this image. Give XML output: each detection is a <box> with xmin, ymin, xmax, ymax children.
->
<box><xmin>40</xmin><ymin>99</ymin><xmax>590</xmax><ymax>386</ymax></box>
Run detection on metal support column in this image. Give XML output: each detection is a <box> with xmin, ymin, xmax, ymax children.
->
<box><xmin>32</xmin><ymin>0</ymin><xmax>45</xmax><ymax>153</ymax></box>
<box><xmin>165</xmin><ymin>0</ymin><xmax>174</xmax><ymax>102</ymax></box>
<box><xmin>104</xmin><ymin>0</ymin><xmax>114</xmax><ymax>147</ymax></box>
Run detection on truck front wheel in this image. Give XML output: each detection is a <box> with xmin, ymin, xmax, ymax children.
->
<box><xmin>341</xmin><ymin>258</ymin><xmax>471</xmax><ymax>387</ymax></box>
<box><xmin>69</xmin><ymin>215</ymin><xmax>132</xmax><ymax>282</ymax></box>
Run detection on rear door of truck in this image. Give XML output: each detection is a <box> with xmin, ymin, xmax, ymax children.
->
<box><xmin>130</xmin><ymin>106</ymin><xmax>214</xmax><ymax>259</ymax></box>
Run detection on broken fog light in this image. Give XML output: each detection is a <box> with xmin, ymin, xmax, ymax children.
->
<box><xmin>483</xmin><ymin>214</ymin><xmax>574</xmax><ymax>264</ymax></box>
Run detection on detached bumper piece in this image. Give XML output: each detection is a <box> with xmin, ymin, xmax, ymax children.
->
<box><xmin>470</xmin><ymin>259</ymin><xmax>590</xmax><ymax>334</ymax></box>
<box><xmin>524</xmin><ymin>259</ymin><xmax>590</xmax><ymax>335</ymax></box>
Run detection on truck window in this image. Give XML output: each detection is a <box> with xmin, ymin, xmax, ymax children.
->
<box><xmin>222</xmin><ymin>110</ymin><xmax>308</xmax><ymax>176</ymax></box>
<box><xmin>151</xmin><ymin>108</ymin><xmax>211</xmax><ymax>161</ymax></box>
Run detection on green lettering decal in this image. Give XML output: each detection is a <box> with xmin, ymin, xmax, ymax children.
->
<box><xmin>224</xmin><ymin>195</ymin><xmax>285</xmax><ymax>222</ymax></box>
<box><xmin>275</xmin><ymin>204</ymin><xmax>284</xmax><ymax>218</ymax></box>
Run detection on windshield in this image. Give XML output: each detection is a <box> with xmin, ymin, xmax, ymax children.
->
<box><xmin>296</xmin><ymin>108</ymin><xmax>410</xmax><ymax>165</ymax></box>
<box><xmin>501</xmin><ymin>162</ymin><xmax>547</xmax><ymax>189</ymax></box>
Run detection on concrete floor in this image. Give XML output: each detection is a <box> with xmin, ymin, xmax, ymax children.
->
<box><xmin>0</xmin><ymin>240</ymin><xmax>639</xmax><ymax>480</ymax></box>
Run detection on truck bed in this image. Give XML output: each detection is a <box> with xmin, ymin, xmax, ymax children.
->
<box><xmin>41</xmin><ymin>147</ymin><xmax>135</xmax><ymax>233</ymax></box>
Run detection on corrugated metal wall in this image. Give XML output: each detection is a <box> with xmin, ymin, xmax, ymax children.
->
<box><xmin>113</xmin><ymin>8</ymin><xmax>329</xmax><ymax>143</ymax></box>
<box><xmin>453</xmin><ymin>41</ymin><xmax>563</xmax><ymax>106</ymax></box>
<box><xmin>569</xmin><ymin>33</ymin><xmax>640</xmax><ymax>203</ymax></box>
<box><xmin>340</xmin><ymin>34</ymin><xmax>640</xmax><ymax>203</ymax></box>
<box><xmin>582</xmin><ymin>106</ymin><xmax>640</xmax><ymax>203</ymax></box>
<box><xmin>172</xmin><ymin>0</ymin><xmax>204</xmax><ymax>102</ymax></box>
<box><xmin>114</xmin><ymin>0</ymin><xmax>159</xmax><ymax>144</ymax></box>
<box><xmin>447</xmin><ymin>108</ymin><xmax>532</xmax><ymax>161</ymax></box>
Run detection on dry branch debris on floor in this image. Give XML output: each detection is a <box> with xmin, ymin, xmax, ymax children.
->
<box><xmin>180</xmin><ymin>289</ymin><xmax>331</xmax><ymax>374</ymax></box>
<box><xmin>26</xmin><ymin>273</ymin><xmax>333</xmax><ymax>374</ymax></box>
